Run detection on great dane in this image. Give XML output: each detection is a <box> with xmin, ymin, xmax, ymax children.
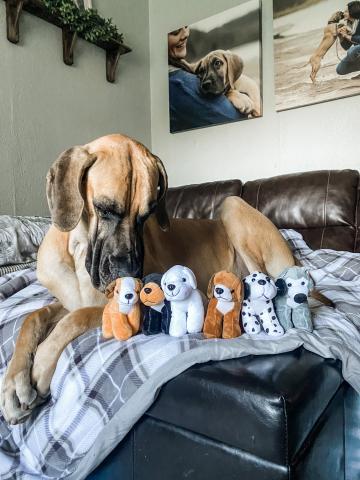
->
<box><xmin>1</xmin><ymin>133</ymin><xmax>294</xmax><ymax>424</ymax></box>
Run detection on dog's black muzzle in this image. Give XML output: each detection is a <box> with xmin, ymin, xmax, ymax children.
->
<box><xmin>86</xmin><ymin>235</ymin><xmax>144</xmax><ymax>292</ymax></box>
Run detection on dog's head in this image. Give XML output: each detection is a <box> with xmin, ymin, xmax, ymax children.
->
<box><xmin>161</xmin><ymin>265</ymin><xmax>197</xmax><ymax>301</ymax></box>
<box><xmin>275</xmin><ymin>267</ymin><xmax>314</xmax><ymax>305</ymax></box>
<box><xmin>243</xmin><ymin>272</ymin><xmax>277</xmax><ymax>302</ymax></box>
<box><xmin>46</xmin><ymin>134</ymin><xmax>169</xmax><ymax>292</ymax></box>
<box><xmin>140</xmin><ymin>273</ymin><xmax>165</xmax><ymax>306</ymax></box>
<box><xmin>207</xmin><ymin>271</ymin><xmax>242</xmax><ymax>302</ymax></box>
<box><xmin>107</xmin><ymin>277</ymin><xmax>142</xmax><ymax>307</ymax></box>
<box><xmin>193</xmin><ymin>50</ymin><xmax>243</xmax><ymax>96</ymax></box>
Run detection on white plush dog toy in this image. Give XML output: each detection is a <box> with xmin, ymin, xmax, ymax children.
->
<box><xmin>242</xmin><ymin>272</ymin><xmax>284</xmax><ymax>337</ymax></box>
<box><xmin>161</xmin><ymin>265</ymin><xmax>204</xmax><ymax>337</ymax></box>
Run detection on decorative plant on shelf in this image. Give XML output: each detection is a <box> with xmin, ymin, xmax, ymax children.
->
<box><xmin>43</xmin><ymin>0</ymin><xmax>124</xmax><ymax>43</ymax></box>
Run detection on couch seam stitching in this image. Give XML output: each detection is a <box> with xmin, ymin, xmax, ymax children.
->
<box><xmin>320</xmin><ymin>171</ymin><xmax>330</xmax><ymax>248</ymax></box>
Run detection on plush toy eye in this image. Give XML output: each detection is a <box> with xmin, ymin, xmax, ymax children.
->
<box><xmin>252</xmin><ymin>278</ymin><xmax>255</xmax><ymax>282</ymax></box>
<box><xmin>231</xmin><ymin>289</ymin><xmax>234</xmax><ymax>293</ymax></box>
<box><xmin>287</xmin><ymin>283</ymin><xmax>292</xmax><ymax>287</ymax></box>
<box><xmin>301</xmin><ymin>281</ymin><xmax>305</xmax><ymax>285</ymax></box>
<box><xmin>182</xmin><ymin>278</ymin><xmax>187</xmax><ymax>282</ymax></box>
<box><xmin>115</xmin><ymin>290</ymin><xmax>119</xmax><ymax>294</ymax></box>
<box><xmin>266</xmin><ymin>277</ymin><xmax>270</xmax><ymax>281</ymax></box>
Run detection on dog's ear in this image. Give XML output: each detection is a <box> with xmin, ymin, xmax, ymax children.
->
<box><xmin>46</xmin><ymin>146</ymin><xmax>97</xmax><ymax>232</ymax></box>
<box><xmin>275</xmin><ymin>278</ymin><xmax>287</xmax><ymax>296</ymax></box>
<box><xmin>243</xmin><ymin>281</ymin><xmax>250</xmax><ymax>300</ymax></box>
<box><xmin>207</xmin><ymin>274</ymin><xmax>216</xmax><ymax>299</ymax></box>
<box><xmin>223</xmin><ymin>51</ymin><xmax>243</xmax><ymax>89</ymax></box>
<box><xmin>153</xmin><ymin>155</ymin><xmax>170</xmax><ymax>232</ymax></box>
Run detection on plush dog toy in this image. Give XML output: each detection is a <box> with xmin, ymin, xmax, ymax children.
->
<box><xmin>161</xmin><ymin>265</ymin><xmax>204</xmax><ymax>337</ymax></box>
<box><xmin>203</xmin><ymin>271</ymin><xmax>242</xmax><ymax>339</ymax></box>
<box><xmin>274</xmin><ymin>266</ymin><xmax>314</xmax><ymax>332</ymax></box>
<box><xmin>242</xmin><ymin>272</ymin><xmax>284</xmax><ymax>337</ymax></box>
<box><xmin>102</xmin><ymin>277</ymin><xmax>142</xmax><ymax>341</ymax></box>
<box><xmin>140</xmin><ymin>273</ymin><xmax>171</xmax><ymax>335</ymax></box>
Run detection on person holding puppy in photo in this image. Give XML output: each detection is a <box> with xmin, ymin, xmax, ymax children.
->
<box><xmin>336</xmin><ymin>1</ymin><xmax>360</xmax><ymax>75</ymax></box>
<box><xmin>168</xmin><ymin>26</ymin><xmax>246</xmax><ymax>133</ymax></box>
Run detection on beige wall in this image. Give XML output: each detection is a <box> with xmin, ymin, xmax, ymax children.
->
<box><xmin>149</xmin><ymin>0</ymin><xmax>360</xmax><ymax>187</ymax></box>
<box><xmin>0</xmin><ymin>0</ymin><xmax>151</xmax><ymax>216</ymax></box>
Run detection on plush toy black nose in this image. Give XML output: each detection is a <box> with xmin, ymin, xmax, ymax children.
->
<box><xmin>215</xmin><ymin>287</ymin><xmax>224</xmax><ymax>295</ymax></box>
<box><xmin>125</xmin><ymin>293</ymin><xmax>133</xmax><ymax>300</ymax></box>
<box><xmin>258</xmin><ymin>279</ymin><xmax>266</xmax><ymax>285</ymax></box>
<box><xmin>144</xmin><ymin>288</ymin><xmax>152</xmax><ymax>294</ymax></box>
<box><xmin>294</xmin><ymin>293</ymin><xmax>307</xmax><ymax>304</ymax></box>
<box><xmin>167</xmin><ymin>284</ymin><xmax>176</xmax><ymax>291</ymax></box>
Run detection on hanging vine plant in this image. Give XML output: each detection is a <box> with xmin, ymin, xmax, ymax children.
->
<box><xmin>42</xmin><ymin>0</ymin><xmax>123</xmax><ymax>43</ymax></box>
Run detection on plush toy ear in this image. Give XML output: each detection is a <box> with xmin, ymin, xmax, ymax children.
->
<box><xmin>183</xmin><ymin>267</ymin><xmax>197</xmax><ymax>289</ymax></box>
<box><xmin>234</xmin><ymin>278</ymin><xmax>243</xmax><ymax>303</ymax></box>
<box><xmin>134</xmin><ymin>278</ymin><xmax>143</xmax><ymax>294</ymax></box>
<box><xmin>207</xmin><ymin>274</ymin><xmax>216</xmax><ymax>299</ymax></box>
<box><xmin>275</xmin><ymin>278</ymin><xmax>287</xmax><ymax>296</ymax></box>
<box><xmin>105</xmin><ymin>279</ymin><xmax>119</xmax><ymax>299</ymax></box>
<box><xmin>243</xmin><ymin>281</ymin><xmax>250</xmax><ymax>300</ymax></box>
<box><xmin>306</xmin><ymin>271</ymin><xmax>315</xmax><ymax>291</ymax></box>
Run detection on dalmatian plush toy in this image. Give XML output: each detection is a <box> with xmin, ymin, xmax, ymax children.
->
<box><xmin>241</xmin><ymin>272</ymin><xmax>284</xmax><ymax>337</ymax></box>
<box><xmin>274</xmin><ymin>266</ymin><xmax>314</xmax><ymax>332</ymax></box>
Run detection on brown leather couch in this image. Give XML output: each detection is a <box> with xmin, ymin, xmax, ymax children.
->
<box><xmin>88</xmin><ymin>170</ymin><xmax>360</xmax><ymax>480</ymax></box>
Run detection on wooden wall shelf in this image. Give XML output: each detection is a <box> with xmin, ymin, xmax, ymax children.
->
<box><xmin>4</xmin><ymin>0</ymin><xmax>131</xmax><ymax>82</ymax></box>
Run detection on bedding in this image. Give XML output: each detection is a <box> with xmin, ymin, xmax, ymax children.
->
<box><xmin>0</xmin><ymin>229</ymin><xmax>360</xmax><ymax>480</ymax></box>
<box><xmin>0</xmin><ymin>215</ymin><xmax>51</xmax><ymax>268</ymax></box>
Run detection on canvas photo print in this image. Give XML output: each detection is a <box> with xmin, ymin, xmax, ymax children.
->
<box><xmin>168</xmin><ymin>0</ymin><xmax>262</xmax><ymax>133</ymax></box>
<box><xmin>274</xmin><ymin>0</ymin><xmax>360</xmax><ymax>111</ymax></box>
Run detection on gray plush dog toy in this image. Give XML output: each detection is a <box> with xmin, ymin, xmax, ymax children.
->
<box><xmin>274</xmin><ymin>266</ymin><xmax>314</xmax><ymax>332</ymax></box>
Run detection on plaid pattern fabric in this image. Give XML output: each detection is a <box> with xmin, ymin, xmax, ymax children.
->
<box><xmin>0</xmin><ymin>229</ymin><xmax>359</xmax><ymax>479</ymax></box>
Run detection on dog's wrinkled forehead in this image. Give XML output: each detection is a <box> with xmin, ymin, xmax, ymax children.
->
<box><xmin>87</xmin><ymin>151</ymin><xmax>157</xmax><ymax>218</ymax></box>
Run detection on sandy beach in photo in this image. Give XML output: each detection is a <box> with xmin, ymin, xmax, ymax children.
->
<box><xmin>274</xmin><ymin>0</ymin><xmax>360</xmax><ymax>111</ymax></box>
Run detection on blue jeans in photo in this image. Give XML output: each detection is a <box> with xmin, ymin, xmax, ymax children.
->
<box><xmin>336</xmin><ymin>45</ymin><xmax>360</xmax><ymax>75</ymax></box>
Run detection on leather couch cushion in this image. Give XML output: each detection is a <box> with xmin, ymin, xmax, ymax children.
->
<box><xmin>241</xmin><ymin>170</ymin><xmax>359</xmax><ymax>252</ymax></box>
<box><xmin>145</xmin><ymin>348</ymin><xmax>342</xmax><ymax>464</ymax></box>
<box><xmin>166</xmin><ymin>180</ymin><xmax>242</xmax><ymax>220</ymax></box>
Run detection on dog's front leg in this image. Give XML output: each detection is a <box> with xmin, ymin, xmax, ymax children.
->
<box><xmin>226</xmin><ymin>90</ymin><xmax>253</xmax><ymax>115</ymax></box>
<box><xmin>31</xmin><ymin>307</ymin><xmax>103</xmax><ymax>398</ymax></box>
<box><xmin>1</xmin><ymin>302</ymin><xmax>65</xmax><ymax>424</ymax></box>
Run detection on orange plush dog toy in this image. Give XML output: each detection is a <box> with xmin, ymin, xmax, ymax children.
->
<box><xmin>203</xmin><ymin>271</ymin><xmax>243</xmax><ymax>339</ymax></box>
<box><xmin>102</xmin><ymin>277</ymin><xmax>142</xmax><ymax>341</ymax></box>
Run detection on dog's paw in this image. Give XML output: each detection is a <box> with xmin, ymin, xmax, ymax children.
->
<box><xmin>1</xmin><ymin>367</ymin><xmax>38</xmax><ymax>425</ymax></box>
<box><xmin>226</xmin><ymin>91</ymin><xmax>253</xmax><ymax>114</ymax></box>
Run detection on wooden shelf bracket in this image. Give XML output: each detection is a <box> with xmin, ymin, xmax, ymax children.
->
<box><xmin>6</xmin><ymin>0</ymin><xmax>24</xmax><ymax>43</ymax></box>
<box><xmin>62</xmin><ymin>27</ymin><xmax>77</xmax><ymax>66</ymax></box>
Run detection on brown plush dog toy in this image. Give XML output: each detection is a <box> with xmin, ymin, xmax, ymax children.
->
<box><xmin>203</xmin><ymin>271</ymin><xmax>243</xmax><ymax>339</ymax></box>
<box><xmin>102</xmin><ymin>277</ymin><xmax>142</xmax><ymax>341</ymax></box>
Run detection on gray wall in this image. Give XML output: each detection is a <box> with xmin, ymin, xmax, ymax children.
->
<box><xmin>0</xmin><ymin>0</ymin><xmax>151</xmax><ymax>216</ymax></box>
<box><xmin>149</xmin><ymin>0</ymin><xmax>360</xmax><ymax>187</ymax></box>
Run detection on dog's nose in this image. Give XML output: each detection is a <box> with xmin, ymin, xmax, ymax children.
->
<box><xmin>144</xmin><ymin>288</ymin><xmax>152</xmax><ymax>294</ymax></box>
<box><xmin>258</xmin><ymin>279</ymin><xmax>266</xmax><ymax>285</ymax></box>
<box><xmin>125</xmin><ymin>293</ymin><xmax>134</xmax><ymax>300</ymax></box>
<box><xmin>294</xmin><ymin>293</ymin><xmax>307</xmax><ymax>304</ymax></box>
<box><xmin>202</xmin><ymin>80</ymin><xmax>212</xmax><ymax>91</ymax></box>
<box><xmin>215</xmin><ymin>287</ymin><xmax>224</xmax><ymax>295</ymax></box>
<box><xmin>167</xmin><ymin>284</ymin><xmax>176</xmax><ymax>291</ymax></box>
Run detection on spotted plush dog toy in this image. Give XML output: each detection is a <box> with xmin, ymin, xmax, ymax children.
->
<box><xmin>274</xmin><ymin>266</ymin><xmax>314</xmax><ymax>332</ymax></box>
<box><xmin>242</xmin><ymin>272</ymin><xmax>284</xmax><ymax>337</ymax></box>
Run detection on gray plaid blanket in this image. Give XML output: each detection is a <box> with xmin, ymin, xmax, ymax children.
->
<box><xmin>0</xmin><ymin>229</ymin><xmax>360</xmax><ymax>479</ymax></box>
